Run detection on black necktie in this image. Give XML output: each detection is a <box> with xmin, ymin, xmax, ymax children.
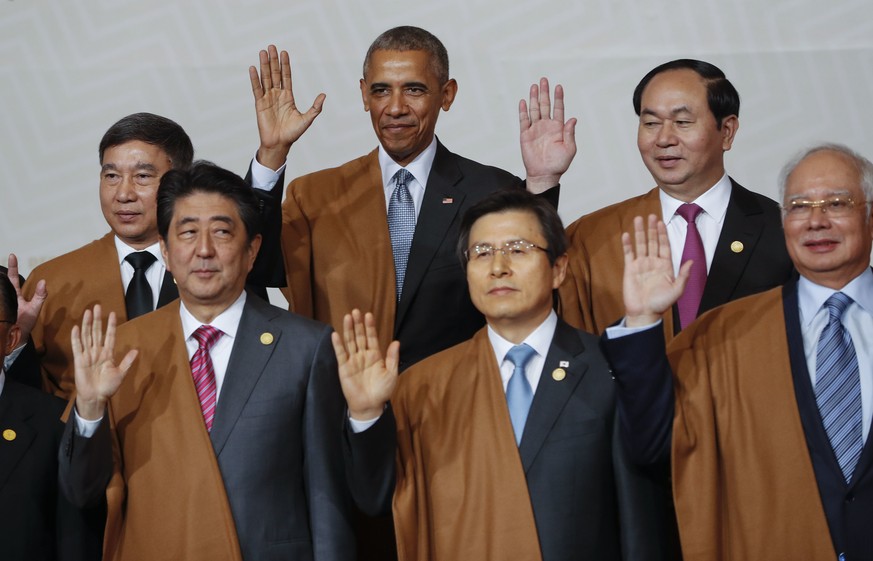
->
<box><xmin>125</xmin><ymin>251</ymin><xmax>157</xmax><ymax>319</ymax></box>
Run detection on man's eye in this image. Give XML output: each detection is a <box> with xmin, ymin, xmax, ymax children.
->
<box><xmin>828</xmin><ymin>199</ymin><xmax>850</xmax><ymax>210</ymax></box>
<box><xmin>790</xmin><ymin>203</ymin><xmax>811</xmax><ymax>213</ymax></box>
<box><xmin>475</xmin><ymin>249</ymin><xmax>493</xmax><ymax>259</ymax></box>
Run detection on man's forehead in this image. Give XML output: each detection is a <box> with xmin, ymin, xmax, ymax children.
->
<box><xmin>785</xmin><ymin>151</ymin><xmax>863</xmax><ymax>198</ymax></box>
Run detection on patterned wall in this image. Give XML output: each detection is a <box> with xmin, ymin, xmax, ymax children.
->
<box><xmin>1</xmin><ymin>0</ymin><xmax>871</xmax><ymax>282</ymax></box>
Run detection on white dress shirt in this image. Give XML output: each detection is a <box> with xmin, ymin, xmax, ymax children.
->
<box><xmin>660</xmin><ymin>173</ymin><xmax>732</xmax><ymax>275</ymax></box>
<box><xmin>115</xmin><ymin>238</ymin><xmax>166</xmax><ymax>310</ymax></box>
<box><xmin>798</xmin><ymin>269</ymin><xmax>873</xmax><ymax>442</ymax></box>
<box><xmin>75</xmin><ymin>292</ymin><xmax>248</xmax><ymax>436</ymax></box>
<box><xmin>487</xmin><ymin>311</ymin><xmax>558</xmax><ymax>394</ymax></box>
<box><xmin>378</xmin><ymin>137</ymin><xmax>437</xmax><ymax>221</ymax></box>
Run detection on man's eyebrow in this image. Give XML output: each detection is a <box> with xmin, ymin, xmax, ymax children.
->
<box><xmin>640</xmin><ymin>106</ymin><xmax>692</xmax><ymax>118</ymax></box>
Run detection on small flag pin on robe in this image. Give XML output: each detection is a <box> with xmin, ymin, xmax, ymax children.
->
<box><xmin>442</xmin><ymin>197</ymin><xmax>454</xmax><ymax>204</ymax></box>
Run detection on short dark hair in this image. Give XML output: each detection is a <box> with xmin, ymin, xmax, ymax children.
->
<box><xmin>157</xmin><ymin>161</ymin><xmax>261</xmax><ymax>244</ymax></box>
<box><xmin>0</xmin><ymin>273</ymin><xmax>16</xmax><ymax>323</ymax></box>
<box><xmin>99</xmin><ymin>112</ymin><xmax>194</xmax><ymax>169</ymax></box>
<box><xmin>632</xmin><ymin>59</ymin><xmax>740</xmax><ymax>128</ymax></box>
<box><xmin>363</xmin><ymin>26</ymin><xmax>449</xmax><ymax>84</ymax></box>
<box><xmin>457</xmin><ymin>189</ymin><xmax>567</xmax><ymax>268</ymax></box>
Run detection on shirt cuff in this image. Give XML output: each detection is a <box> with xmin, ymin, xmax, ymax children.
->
<box><xmin>250</xmin><ymin>151</ymin><xmax>286</xmax><ymax>191</ymax></box>
<box><xmin>605</xmin><ymin>318</ymin><xmax>663</xmax><ymax>339</ymax></box>
<box><xmin>73</xmin><ymin>407</ymin><xmax>104</xmax><ymax>438</ymax></box>
<box><xmin>349</xmin><ymin>414</ymin><xmax>381</xmax><ymax>433</ymax></box>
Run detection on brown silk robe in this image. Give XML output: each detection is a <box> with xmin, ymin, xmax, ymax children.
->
<box><xmin>668</xmin><ymin>287</ymin><xmax>834</xmax><ymax>560</ymax></box>
<box><xmin>391</xmin><ymin>329</ymin><xmax>543</xmax><ymax>561</ymax></box>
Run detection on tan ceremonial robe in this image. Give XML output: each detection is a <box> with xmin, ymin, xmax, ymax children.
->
<box><xmin>102</xmin><ymin>301</ymin><xmax>241</xmax><ymax>561</ymax></box>
<box><xmin>24</xmin><ymin>233</ymin><xmax>128</xmax><ymax>397</ymax></box>
<box><xmin>391</xmin><ymin>329</ymin><xmax>542</xmax><ymax>561</ymax></box>
<box><xmin>668</xmin><ymin>287</ymin><xmax>834</xmax><ymax>560</ymax></box>
<box><xmin>560</xmin><ymin>188</ymin><xmax>678</xmax><ymax>338</ymax></box>
<box><xmin>282</xmin><ymin>150</ymin><xmax>397</xmax><ymax>356</ymax></box>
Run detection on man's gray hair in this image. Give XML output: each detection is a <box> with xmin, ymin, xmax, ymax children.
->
<box><xmin>778</xmin><ymin>143</ymin><xmax>873</xmax><ymax>205</ymax></box>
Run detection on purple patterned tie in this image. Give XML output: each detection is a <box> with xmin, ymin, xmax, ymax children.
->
<box><xmin>676</xmin><ymin>203</ymin><xmax>706</xmax><ymax>329</ymax></box>
<box><xmin>190</xmin><ymin>325</ymin><xmax>223</xmax><ymax>431</ymax></box>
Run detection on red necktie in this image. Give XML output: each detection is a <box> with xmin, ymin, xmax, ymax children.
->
<box><xmin>676</xmin><ymin>203</ymin><xmax>707</xmax><ymax>329</ymax></box>
<box><xmin>190</xmin><ymin>325</ymin><xmax>223</xmax><ymax>431</ymax></box>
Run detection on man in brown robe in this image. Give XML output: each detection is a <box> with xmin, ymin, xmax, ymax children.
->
<box><xmin>559</xmin><ymin>59</ymin><xmax>792</xmax><ymax>340</ymax></box>
<box><xmin>280</xmin><ymin>26</ymin><xmax>577</xmax><ymax>372</ymax></box>
<box><xmin>602</xmin><ymin>144</ymin><xmax>873</xmax><ymax>560</ymax></box>
<box><xmin>8</xmin><ymin>47</ymin><xmax>321</xmax><ymax>398</ymax></box>
<box><xmin>58</xmin><ymin>162</ymin><xmax>353</xmax><ymax>561</ymax></box>
<box><xmin>334</xmin><ymin>190</ymin><xmax>666</xmax><ymax>561</ymax></box>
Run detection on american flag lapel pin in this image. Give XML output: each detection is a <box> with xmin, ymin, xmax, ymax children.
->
<box><xmin>442</xmin><ymin>197</ymin><xmax>454</xmax><ymax>204</ymax></box>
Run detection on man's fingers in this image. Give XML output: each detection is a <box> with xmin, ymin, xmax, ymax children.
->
<box><xmin>552</xmin><ymin>83</ymin><xmax>564</xmax><ymax>123</ymax></box>
<box><xmin>518</xmin><ymin>99</ymin><xmax>531</xmax><ymax>131</ymax></box>
<box><xmin>385</xmin><ymin>341</ymin><xmax>401</xmax><ymax>375</ymax></box>
<box><xmin>342</xmin><ymin>313</ymin><xmax>357</xmax><ymax>355</ymax></box>
<box><xmin>280</xmin><ymin>50</ymin><xmax>292</xmax><ymax>91</ymax></box>
<box><xmin>118</xmin><ymin>349</ymin><xmax>139</xmax><ymax>376</ymax></box>
<box><xmin>351</xmin><ymin>309</ymin><xmax>367</xmax><ymax>352</ymax></box>
<box><xmin>7</xmin><ymin>254</ymin><xmax>20</xmax><ymax>291</ymax></box>
<box><xmin>268</xmin><ymin>44</ymin><xmax>281</xmax><ymax>89</ymax></box>
<box><xmin>632</xmin><ymin>215</ymin><xmax>647</xmax><ymax>259</ymax></box>
<box><xmin>249</xmin><ymin>65</ymin><xmax>264</xmax><ymax>99</ymax></box>
<box><xmin>331</xmin><ymin>332</ymin><xmax>349</xmax><ymax>366</ymax></box>
<box><xmin>657</xmin><ymin>220</ymin><xmax>671</xmax><ymax>260</ymax></box>
<box><xmin>528</xmin><ymin>84</ymin><xmax>542</xmax><ymax>121</ymax></box>
<box><xmin>537</xmin><ymin>77</ymin><xmax>551</xmax><ymax>119</ymax></box>
<box><xmin>563</xmin><ymin>117</ymin><xmax>577</xmax><ymax>146</ymax></box>
<box><xmin>363</xmin><ymin>312</ymin><xmax>381</xmax><ymax>354</ymax></box>
<box><xmin>647</xmin><ymin>214</ymin><xmax>659</xmax><ymax>258</ymax></box>
<box><xmin>258</xmin><ymin>48</ymin><xmax>272</xmax><ymax>89</ymax></box>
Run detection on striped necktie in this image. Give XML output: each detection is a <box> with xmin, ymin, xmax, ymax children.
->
<box><xmin>191</xmin><ymin>325</ymin><xmax>223</xmax><ymax>432</ymax></box>
<box><xmin>815</xmin><ymin>292</ymin><xmax>863</xmax><ymax>483</ymax></box>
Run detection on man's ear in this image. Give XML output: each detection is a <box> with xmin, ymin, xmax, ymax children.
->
<box><xmin>247</xmin><ymin>234</ymin><xmax>263</xmax><ymax>272</ymax></box>
<box><xmin>3</xmin><ymin>324</ymin><xmax>21</xmax><ymax>357</ymax></box>
<box><xmin>551</xmin><ymin>253</ymin><xmax>569</xmax><ymax>289</ymax></box>
<box><xmin>159</xmin><ymin>237</ymin><xmax>170</xmax><ymax>273</ymax></box>
<box><xmin>441</xmin><ymin>79</ymin><xmax>458</xmax><ymax>112</ymax></box>
<box><xmin>720</xmin><ymin>115</ymin><xmax>739</xmax><ymax>152</ymax></box>
<box><xmin>360</xmin><ymin>79</ymin><xmax>371</xmax><ymax>112</ymax></box>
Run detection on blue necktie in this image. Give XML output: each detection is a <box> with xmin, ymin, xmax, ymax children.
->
<box><xmin>505</xmin><ymin>344</ymin><xmax>536</xmax><ymax>445</ymax></box>
<box><xmin>387</xmin><ymin>169</ymin><xmax>415</xmax><ymax>300</ymax></box>
<box><xmin>815</xmin><ymin>292</ymin><xmax>863</xmax><ymax>483</ymax></box>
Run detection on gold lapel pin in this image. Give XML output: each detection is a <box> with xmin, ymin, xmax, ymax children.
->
<box><xmin>260</xmin><ymin>332</ymin><xmax>274</xmax><ymax>345</ymax></box>
<box><xmin>730</xmin><ymin>241</ymin><xmax>744</xmax><ymax>253</ymax></box>
<box><xmin>552</xmin><ymin>368</ymin><xmax>567</xmax><ymax>381</ymax></box>
<box><xmin>2</xmin><ymin>429</ymin><xmax>16</xmax><ymax>441</ymax></box>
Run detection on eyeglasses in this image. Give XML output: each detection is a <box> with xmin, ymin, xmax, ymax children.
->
<box><xmin>782</xmin><ymin>197</ymin><xmax>869</xmax><ymax>220</ymax></box>
<box><xmin>464</xmin><ymin>239</ymin><xmax>548</xmax><ymax>263</ymax></box>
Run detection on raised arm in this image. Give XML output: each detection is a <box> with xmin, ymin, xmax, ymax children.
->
<box><xmin>601</xmin><ymin>215</ymin><xmax>691</xmax><ymax>465</ymax></box>
<box><xmin>519</xmin><ymin>77</ymin><xmax>577</xmax><ymax>194</ymax></box>
<box><xmin>331</xmin><ymin>309</ymin><xmax>398</xmax><ymax>516</ymax></box>
<box><xmin>71</xmin><ymin>305</ymin><xmax>138</xmax><ymax>421</ymax></box>
<box><xmin>250</xmin><ymin>45</ymin><xmax>326</xmax><ymax>171</ymax></box>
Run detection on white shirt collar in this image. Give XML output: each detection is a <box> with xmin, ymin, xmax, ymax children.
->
<box><xmin>798</xmin><ymin>267</ymin><xmax>873</xmax><ymax>328</ymax></box>
<box><xmin>487</xmin><ymin>310</ymin><xmax>558</xmax><ymax>365</ymax></box>
<box><xmin>378</xmin><ymin>136</ymin><xmax>438</xmax><ymax>192</ymax></box>
<box><xmin>660</xmin><ymin>173</ymin><xmax>732</xmax><ymax>225</ymax></box>
<box><xmin>0</xmin><ymin>369</ymin><xmax>5</xmax><ymax>398</ymax></box>
<box><xmin>114</xmin><ymin>237</ymin><xmax>164</xmax><ymax>267</ymax></box>
<box><xmin>180</xmin><ymin>291</ymin><xmax>247</xmax><ymax>341</ymax></box>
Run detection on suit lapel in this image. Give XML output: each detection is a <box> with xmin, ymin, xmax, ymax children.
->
<box><xmin>0</xmin><ymin>383</ymin><xmax>36</xmax><ymax>491</ymax></box>
<box><xmin>518</xmin><ymin>321</ymin><xmax>589</xmax><ymax>472</ymax></box>
<box><xmin>699</xmin><ymin>179</ymin><xmax>767</xmax><ymax>314</ymax></box>
<box><xmin>209</xmin><ymin>295</ymin><xmax>281</xmax><ymax>456</ymax></box>
<box><xmin>157</xmin><ymin>269</ymin><xmax>179</xmax><ymax>308</ymax></box>
<box><xmin>395</xmin><ymin>141</ymin><xmax>466</xmax><ymax>330</ymax></box>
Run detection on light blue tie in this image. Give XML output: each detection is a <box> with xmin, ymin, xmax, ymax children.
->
<box><xmin>815</xmin><ymin>292</ymin><xmax>863</xmax><ymax>484</ymax></box>
<box><xmin>506</xmin><ymin>344</ymin><xmax>536</xmax><ymax>445</ymax></box>
<box><xmin>387</xmin><ymin>169</ymin><xmax>415</xmax><ymax>300</ymax></box>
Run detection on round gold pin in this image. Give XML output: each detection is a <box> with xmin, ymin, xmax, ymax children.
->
<box><xmin>260</xmin><ymin>332</ymin><xmax>274</xmax><ymax>345</ymax></box>
<box><xmin>2</xmin><ymin>429</ymin><xmax>16</xmax><ymax>441</ymax></box>
<box><xmin>552</xmin><ymin>368</ymin><xmax>566</xmax><ymax>381</ymax></box>
<box><xmin>730</xmin><ymin>241</ymin><xmax>744</xmax><ymax>253</ymax></box>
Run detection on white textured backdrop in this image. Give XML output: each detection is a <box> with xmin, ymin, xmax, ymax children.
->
<box><xmin>1</xmin><ymin>0</ymin><xmax>872</xmax><ymax>282</ymax></box>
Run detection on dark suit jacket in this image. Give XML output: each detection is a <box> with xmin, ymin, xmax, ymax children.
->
<box><xmin>0</xmin><ymin>378</ymin><xmax>101</xmax><ymax>561</ymax></box>
<box><xmin>602</xmin><ymin>278</ymin><xmax>873</xmax><ymax>560</ymax></box>
<box><xmin>561</xmin><ymin>178</ymin><xmax>794</xmax><ymax>338</ymax></box>
<box><xmin>282</xmin><ymin>140</ymin><xmax>557</xmax><ymax>372</ymax></box>
<box><xmin>346</xmin><ymin>320</ymin><xmax>668</xmax><ymax>561</ymax></box>
<box><xmin>58</xmin><ymin>293</ymin><xmax>353</xmax><ymax>561</ymax></box>
<box><xmin>13</xmin><ymin>168</ymin><xmax>284</xmax><ymax>398</ymax></box>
